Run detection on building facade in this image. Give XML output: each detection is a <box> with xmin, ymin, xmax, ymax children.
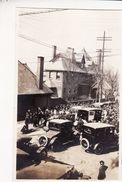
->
<box><xmin>44</xmin><ymin>47</ymin><xmax>96</xmax><ymax>102</ymax></box>
<box><xmin>18</xmin><ymin>57</ymin><xmax>52</xmax><ymax>120</ymax></box>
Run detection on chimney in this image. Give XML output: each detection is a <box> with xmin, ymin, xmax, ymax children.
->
<box><xmin>37</xmin><ymin>56</ymin><xmax>44</xmax><ymax>89</ymax></box>
<box><xmin>81</xmin><ymin>55</ymin><xmax>85</xmax><ymax>68</ymax></box>
<box><xmin>67</xmin><ymin>47</ymin><xmax>75</xmax><ymax>62</ymax></box>
<box><xmin>71</xmin><ymin>48</ymin><xmax>74</xmax><ymax>63</ymax></box>
<box><xmin>53</xmin><ymin>45</ymin><xmax>57</xmax><ymax>59</ymax></box>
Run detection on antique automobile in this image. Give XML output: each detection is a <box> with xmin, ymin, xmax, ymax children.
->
<box><xmin>17</xmin><ymin>135</ymin><xmax>48</xmax><ymax>160</ymax></box>
<box><xmin>92</xmin><ymin>101</ymin><xmax>115</xmax><ymax>108</ymax></box>
<box><xmin>69</xmin><ymin>106</ymin><xmax>102</xmax><ymax>122</ymax></box>
<box><xmin>80</xmin><ymin>122</ymin><xmax>119</xmax><ymax>154</ymax></box>
<box><xmin>38</xmin><ymin>119</ymin><xmax>80</xmax><ymax>151</ymax></box>
<box><xmin>17</xmin><ymin>158</ymin><xmax>87</xmax><ymax>179</ymax></box>
<box><xmin>17</xmin><ymin>144</ymin><xmax>90</xmax><ymax>179</ymax></box>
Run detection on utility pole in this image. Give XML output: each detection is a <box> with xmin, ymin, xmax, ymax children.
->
<box><xmin>96</xmin><ymin>49</ymin><xmax>102</xmax><ymax>102</ymax></box>
<box><xmin>97</xmin><ymin>31</ymin><xmax>112</xmax><ymax>102</ymax></box>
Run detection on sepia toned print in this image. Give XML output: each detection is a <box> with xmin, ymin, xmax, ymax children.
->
<box><xmin>16</xmin><ymin>8</ymin><xmax>120</xmax><ymax>180</ymax></box>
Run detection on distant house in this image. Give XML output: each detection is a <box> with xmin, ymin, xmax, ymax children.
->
<box><xmin>44</xmin><ymin>47</ymin><xmax>96</xmax><ymax>102</ymax></box>
<box><xmin>18</xmin><ymin>57</ymin><xmax>53</xmax><ymax>120</ymax></box>
<box><xmin>91</xmin><ymin>79</ymin><xmax>112</xmax><ymax>101</ymax></box>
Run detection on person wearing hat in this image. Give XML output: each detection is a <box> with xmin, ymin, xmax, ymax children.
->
<box><xmin>98</xmin><ymin>160</ymin><xmax>108</xmax><ymax>180</ymax></box>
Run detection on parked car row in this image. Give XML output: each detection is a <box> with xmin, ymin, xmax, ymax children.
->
<box><xmin>38</xmin><ymin>118</ymin><xmax>119</xmax><ymax>155</ymax></box>
<box><xmin>17</xmin><ymin>111</ymin><xmax>119</xmax><ymax>179</ymax></box>
<box><xmin>18</xmin><ymin>104</ymin><xmax>119</xmax><ymax>156</ymax></box>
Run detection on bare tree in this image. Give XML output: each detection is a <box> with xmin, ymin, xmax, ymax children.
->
<box><xmin>104</xmin><ymin>70</ymin><xmax>119</xmax><ymax>100</ymax></box>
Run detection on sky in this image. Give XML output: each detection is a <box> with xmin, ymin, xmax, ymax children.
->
<box><xmin>16</xmin><ymin>8</ymin><xmax>122</xmax><ymax>74</ymax></box>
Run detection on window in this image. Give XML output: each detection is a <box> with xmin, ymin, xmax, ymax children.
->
<box><xmin>84</xmin><ymin>127</ymin><xmax>92</xmax><ymax>134</ymax></box>
<box><xmin>49</xmin><ymin>71</ymin><xmax>52</xmax><ymax>78</ymax></box>
<box><xmin>50</xmin><ymin>87</ymin><xmax>58</xmax><ymax>97</ymax></box>
<box><xmin>89</xmin><ymin>111</ymin><xmax>95</xmax><ymax>116</ymax></box>
<box><xmin>56</xmin><ymin>72</ymin><xmax>60</xmax><ymax>79</ymax></box>
<box><xmin>49</xmin><ymin>122</ymin><xmax>60</xmax><ymax>131</ymax></box>
<box><xmin>68</xmin><ymin>88</ymin><xmax>71</xmax><ymax>94</ymax></box>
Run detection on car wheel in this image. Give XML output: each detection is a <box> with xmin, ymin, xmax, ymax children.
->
<box><xmin>39</xmin><ymin>135</ymin><xmax>48</xmax><ymax>147</ymax></box>
<box><xmin>94</xmin><ymin>143</ymin><xmax>104</xmax><ymax>154</ymax></box>
<box><xmin>80</xmin><ymin>138</ymin><xmax>90</xmax><ymax>150</ymax></box>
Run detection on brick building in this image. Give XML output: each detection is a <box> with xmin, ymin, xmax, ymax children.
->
<box><xmin>44</xmin><ymin>47</ymin><xmax>96</xmax><ymax>102</ymax></box>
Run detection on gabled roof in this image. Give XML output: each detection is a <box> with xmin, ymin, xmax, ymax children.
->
<box><xmin>75</xmin><ymin>48</ymin><xmax>93</xmax><ymax>63</ymax></box>
<box><xmin>92</xmin><ymin>79</ymin><xmax>111</xmax><ymax>90</ymax></box>
<box><xmin>45</xmin><ymin>53</ymin><xmax>86</xmax><ymax>73</ymax></box>
<box><xmin>18</xmin><ymin>61</ymin><xmax>53</xmax><ymax>95</ymax></box>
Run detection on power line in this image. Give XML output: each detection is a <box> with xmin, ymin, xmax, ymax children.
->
<box><xmin>19</xmin><ymin>9</ymin><xmax>68</xmax><ymax>16</ymax></box>
<box><xmin>18</xmin><ymin>34</ymin><xmax>53</xmax><ymax>48</ymax></box>
<box><xmin>76</xmin><ymin>54</ymin><xmax>118</xmax><ymax>60</ymax></box>
<box><xmin>18</xmin><ymin>33</ymin><xmax>67</xmax><ymax>54</ymax></box>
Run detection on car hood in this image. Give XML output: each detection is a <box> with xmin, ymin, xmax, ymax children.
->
<box><xmin>46</xmin><ymin>130</ymin><xmax>60</xmax><ymax>139</ymax></box>
<box><xmin>17</xmin><ymin>160</ymin><xmax>73</xmax><ymax>179</ymax></box>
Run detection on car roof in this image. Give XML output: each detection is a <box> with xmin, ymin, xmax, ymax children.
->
<box><xmin>79</xmin><ymin>107</ymin><xmax>102</xmax><ymax>111</ymax></box>
<box><xmin>49</xmin><ymin>119</ymin><xmax>72</xmax><ymax>124</ymax></box>
<box><xmin>71</xmin><ymin>106</ymin><xmax>83</xmax><ymax>110</ymax></box>
<box><xmin>93</xmin><ymin>101</ymin><xmax>115</xmax><ymax>107</ymax></box>
<box><xmin>83</xmin><ymin>122</ymin><xmax>115</xmax><ymax>129</ymax></box>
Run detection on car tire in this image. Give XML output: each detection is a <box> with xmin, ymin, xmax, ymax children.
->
<box><xmin>39</xmin><ymin>135</ymin><xmax>48</xmax><ymax>147</ymax></box>
<box><xmin>94</xmin><ymin>143</ymin><xmax>104</xmax><ymax>154</ymax></box>
<box><xmin>80</xmin><ymin>138</ymin><xmax>90</xmax><ymax>150</ymax></box>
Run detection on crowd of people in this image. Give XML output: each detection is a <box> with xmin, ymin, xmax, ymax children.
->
<box><xmin>21</xmin><ymin>100</ymin><xmax>119</xmax><ymax>133</ymax></box>
<box><xmin>23</xmin><ymin>107</ymin><xmax>50</xmax><ymax>131</ymax></box>
<box><xmin>101</xmin><ymin>102</ymin><xmax>119</xmax><ymax>133</ymax></box>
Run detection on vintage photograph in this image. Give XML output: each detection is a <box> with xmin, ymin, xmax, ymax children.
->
<box><xmin>16</xmin><ymin>8</ymin><xmax>120</xmax><ymax>180</ymax></box>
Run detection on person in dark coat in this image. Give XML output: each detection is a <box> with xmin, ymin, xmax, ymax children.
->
<box><xmin>98</xmin><ymin>160</ymin><xmax>108</xmax><ymax>180</ymax></box>
<box><xmin>21</xmin><ymin>109</ymin><xmax>30</xmax><ymax>133</ymax></box>
<box><xmin>25</xmin><ymin>109</ymin><xmax>31</xmax><ymax>129</ymax></box>
<box><xmin>33</xmin><ymin>111</ymin><xmax>38</xmax><ymax>127</ymax></box>
<box><xmin>37</xmin><ymin>107</ymin><xmax>42</xmax><ymax>124</ymax></box>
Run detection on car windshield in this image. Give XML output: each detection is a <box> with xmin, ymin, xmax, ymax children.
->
<box><xmin>83</xmin><ymin>127</ymin><xmax>93</xmax><ymax>134</ymax></box>
<box><xmin>83</xmin><ymin>126</ymin><xmax>94</xmax><ymax>135</ymax></box>
<box><xmin>77</xmin><ymin>110</ymin><xmax>88</xmax><ymax>120</ymax></box>
<box><xmin>94</xmin><ymin>110</ymin><xmax>102</xmax><ymax>120</ymax></box>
